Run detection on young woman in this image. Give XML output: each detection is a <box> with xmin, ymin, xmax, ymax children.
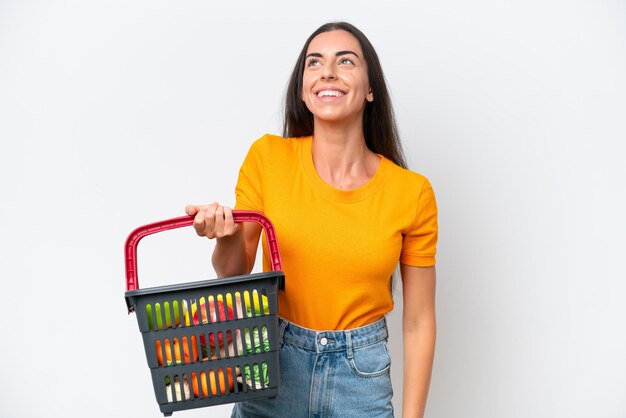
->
<box><xmin>186</xmin><ymin>21</ymin><xmax>437</xmax><ymax>418</ymax></box>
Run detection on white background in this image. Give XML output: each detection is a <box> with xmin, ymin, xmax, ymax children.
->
<box><xmin>1</xmin><ymin>1</ymin><xmax>625</xmax><ymax>417</ymax></box>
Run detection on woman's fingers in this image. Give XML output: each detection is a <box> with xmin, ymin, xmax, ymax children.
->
<box><xmin>207</xmin><ymin>203</ymin><xmax>221</xmax><ymax>238</ymax></box>
<box><xmin>211</xmin><ymin>204</ymin><xmax>239</xmax><ymax>238</ymax></box>
<box><xmin>223</xmin><ymin>206</ymin><xmax>237</xmax><ymax>236</ymax></box>
<box><xmin>185</xmin><ymin>204</ymin><xmax>199</xmax><ymax>216</ymax></box>
<box><xmin>187</xmin><ymin>202</ymin><xmax>237</xmax><ymax>239</ymax></box>
<box><xmin>192</xmin><ymin>205</ymin><xmax>209</xmax><ymax>237</ymax></box>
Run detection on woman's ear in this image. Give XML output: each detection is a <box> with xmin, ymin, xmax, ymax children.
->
<box><xmin>367</xmin><ymin>88</ymin><xmax>374</xmax><ymax>102</ymax></box>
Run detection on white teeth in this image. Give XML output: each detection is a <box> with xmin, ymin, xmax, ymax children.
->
<box><xmin>317</xmin><ymin>90</ymin><xmax>344</xmax><ymax>97</ymax></box>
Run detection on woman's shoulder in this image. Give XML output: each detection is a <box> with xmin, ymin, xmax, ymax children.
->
<box><xmin>248</xmin><ymin>133</ymin><xmax>305</xmax><ymax>156</ymax></box>
<box><xmin>384</xmin><ymin>158</ymin><xmax>432</xmax><ymax>190</ymax></box>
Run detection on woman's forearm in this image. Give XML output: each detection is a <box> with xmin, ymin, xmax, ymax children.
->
<box><xmin>401</xmin><ymin>322</ymin><xmax>436</xmax><ymax>418</ymax></box>
<box><xmin>211</xmin><ymin>228</ymin><xmax>250</xmax><ymax>277</ymax></box>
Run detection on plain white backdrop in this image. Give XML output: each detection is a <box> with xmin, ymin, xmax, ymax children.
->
<box><xmin>1</xmin><ymin>1</ymin><xmax>625</xmax><ymax>417</ymax></box>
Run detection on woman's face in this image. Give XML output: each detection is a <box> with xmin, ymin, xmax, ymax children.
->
<box><xmin>302</xmin><ymin>30</ymin><xmax>373</xmax><ymax>126</ymax></box>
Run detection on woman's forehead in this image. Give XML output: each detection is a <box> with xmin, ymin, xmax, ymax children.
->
<box><xmin>306</xmin><ymin>30</ymin><xmax>363</xmax><ymax>56</ymax></box>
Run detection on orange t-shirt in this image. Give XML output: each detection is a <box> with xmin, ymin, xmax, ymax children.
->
<box><xmin>235</xmin><ymin>135</ymin><xmax>437</xmax><ymax>330</ymax></box>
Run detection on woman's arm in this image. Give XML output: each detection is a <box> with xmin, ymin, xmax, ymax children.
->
<box><xmin>186</xmin><ymin>203</ymin><xmax>262</xmax><ymax>277</ymax></box>
<box><xmin>211</xmin><ymin>221</ymin><xmax>262</xmax><ymax>277</ymax></box>
<box><xmin>400</xmin><ymin>264</ymin><xmax>437</xmax><ymax>418</ymax></box>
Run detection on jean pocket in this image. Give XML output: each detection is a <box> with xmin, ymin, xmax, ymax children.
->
<box><xmin>348</xmin><ymin>340</ymin><xmax>391</xmax><ymax>378</ymax></box>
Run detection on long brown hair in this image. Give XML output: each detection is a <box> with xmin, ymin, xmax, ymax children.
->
<box><xmin>283</xmin><ymin>22</ymin><xmax>407</xmax><ymax>168</ymax></box>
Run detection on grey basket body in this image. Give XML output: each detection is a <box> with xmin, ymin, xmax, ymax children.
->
<box><xmin>125</xmin><ymin>272</ymin><xmax>284</xmax><ymax>416</ymax></box>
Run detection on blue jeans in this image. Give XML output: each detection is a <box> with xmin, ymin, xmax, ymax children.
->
<box><xmin>231</xmin><ymin>317</ymin><xmax>394</xmax><ymax>418</ymax></box>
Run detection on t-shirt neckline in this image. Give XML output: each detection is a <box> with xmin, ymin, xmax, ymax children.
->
<box><xmin>299</xmin><ymin>136</ymin><xmax>392</xmax><ymax>203</ymax></box>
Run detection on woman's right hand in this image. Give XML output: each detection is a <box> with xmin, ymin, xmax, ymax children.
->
<box><xmin>185</xmin><ymin>202</ymin><xmax>240</xmax><ymax>239</ymax></box>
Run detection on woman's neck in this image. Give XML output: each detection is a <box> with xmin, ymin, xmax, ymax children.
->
<box><xmin>311</xmin><ymin>123</ymin><xmax>381</xmax><ymax>190</ymax></box>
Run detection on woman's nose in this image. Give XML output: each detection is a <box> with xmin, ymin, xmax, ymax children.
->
<box><xmin>321</xmin><ymin>65</ymin><xmax>336</xmax><ymax>80</ymax></box>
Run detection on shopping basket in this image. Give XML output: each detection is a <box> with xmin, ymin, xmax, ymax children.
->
<box><xmin>124</xmin><ymin>210</ymin><xmax>284</xmax><ymax>416</ymax></box>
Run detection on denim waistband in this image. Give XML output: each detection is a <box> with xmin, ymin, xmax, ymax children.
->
<box><xmin>278</xmin><ymin>317</ymin><xmax>388</xmax><ymax>354</ymax></box>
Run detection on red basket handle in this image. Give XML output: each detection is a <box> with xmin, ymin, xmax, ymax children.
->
<box><xmin>125</xmin><ymin>210</ymin><xmax>282</xmax><ymax>291</ymax></box>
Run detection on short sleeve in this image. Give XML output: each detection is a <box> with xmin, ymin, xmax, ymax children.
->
<box><xmin>400</xmin><ymin>178</ymin><xmax>438</xmax><ymax>267</ymax></box>
<box><xmin>234</xmin><ymin>137</ymin><xmax>265</xmax><ymax>211</ymax></box>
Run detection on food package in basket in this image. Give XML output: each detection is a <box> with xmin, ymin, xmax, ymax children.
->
<box><xmin>148</xmin><ymin>290</ymin><xmax>272</xmax><ymax>393</ymax></box>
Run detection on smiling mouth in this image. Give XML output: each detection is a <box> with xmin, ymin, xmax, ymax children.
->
<box><xmin>317</xmin><ymin>90</ymin><xmax>346</xmax><ymax>98</ymax></box>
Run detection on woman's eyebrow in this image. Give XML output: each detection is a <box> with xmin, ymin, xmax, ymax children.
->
<box><xmin>305</xmin><ymin>51</ymin><xmax>360</xmax><ymax>59</ymax></box>
<box><xmin>336</xmin><ymin>50</ymin><xmax>359</xmax><ymax>58</ymax></box>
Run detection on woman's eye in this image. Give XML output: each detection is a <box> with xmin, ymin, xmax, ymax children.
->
<box><xmin>339</xmin><ymin>58</ymin><xmax>354</xmax><ymax>65</ymax></box>
<box><xmin>306</xmin><ymin>59</ymin><xmax>321</xmax><ymax>67</ymax></box>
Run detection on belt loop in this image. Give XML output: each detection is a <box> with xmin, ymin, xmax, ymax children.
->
<box><xmin>279</xmin><ymin>318</ymin><xmax>288</xmax><ymax>343</ymax></box>
<box><xmin>383</xmin><ymin>317</ymin><xmax>389</xmax><ymax>340</ymax></box>
<box><xmin>346</xmin><ymin>330</ymin><xmax>353</xmax><ymax>360</ymax></box>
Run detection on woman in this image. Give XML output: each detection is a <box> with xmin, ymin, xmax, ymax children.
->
<box><xmin>186</xmin><ymin>21</ymin><xmax>437</xmax><ymax>418</ymax></box>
